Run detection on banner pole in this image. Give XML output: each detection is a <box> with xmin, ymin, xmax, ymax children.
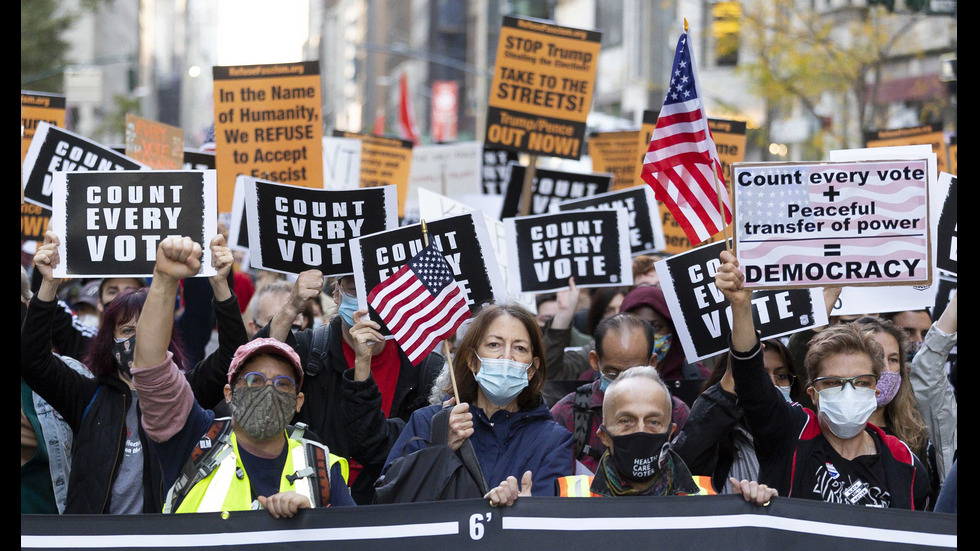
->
<box><xmin>518</xmin><ymin>155</ymin><xmax>538</xmax><ymax>216</ymax></box>
<box><xmin>443</xmin><ymin>340</ymin><xmax>460</xmax><ymax>404</ymax></box>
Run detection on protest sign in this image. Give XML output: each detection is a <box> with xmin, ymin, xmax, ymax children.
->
<box><xmin>350</xmin><ymin>212</ymin><xmax>507</xmax><ymax>335</ymax></box>
<box><xmin>404</xmin><ymin>141</ymin><xmax>483</xmax><ymax>223</ymax></box>
<box><xmin>322</xmin><ymin>135</ymin><xmax>362</xmax><ymax>190</ymax></box>
<box><xmin>587</xmin><ymin>130</ymin><xmax>644</xmax><ymax>191</ymax></box>
<box><xmin>124</xmin><ymin>114</ymin><xmax>184</xmax><ymax>169</ymax></box>
<box><xmin>482</xmin><ymin>146</ymin><xmax>520</xmax><ymax>195</ymax></box>
<box><xmin>21</xmin><ymin>203</ymin><xmax>50</xmax><ymax>242</ymax></box>
<box><xmin>242</xmin><ymin>177</ymin><xmax>397</xmax><ymax>277</ymax></box>
<box><xmin>709</xmin><ymin>117</ymin><xmax>748</xmax><ymax>187</ymax></box>
<box><xmin>333</xmin><ymin>130</ymin><xmax>414</xmax><ymax>218</ymax></box>
<box><xmin>212</xmin><ymin>61</ymin><xmax>324</xmax><ymax>213</ymax></box>
<box><xmin>183</xmin><ymin>149</ymin><xmax>216</xmax><ymax>170</ymax></box>
<box><xmin>23</xmin><ymin>495</ymin><xmax>956</xmax><ymax>550</ymax></box>
<box><xmin>824</xmin><ymin>145</ymin><xmax>940</xmax><ymax>315</ymax></box>
<box><xmin>733</xmin><ymin>159</ymin><xmax>931</xmax><ymax>289</ymax></box>
<box><xmin>48</xmin><ymin>170</ymin><xmax>217</xmax><ymax>278</ymax></box>
<box><xmin>499</xmin><ymin>163</ymin><xmax>612</xmax><ymax>219</ymax></box>
<box><xmin>657</xmin><ymin>240</ymin><xmax>828</xmax><ymax>362</ymax></box>
<box><xmin>505</xmin><ymin>208</ymin><xmax>631</xmax><ymax>294</ymax></box>
<box><xmin>21</xmin><ymin>91</ymin><xmax>67</xmax><ymax>240</ymax></box>
<box><xmin>947</xmin><ymin>137</ymin><xmax>956</xmax><ymax>175</ymax></box>
<box><xmin>485</xmin><ymin>16</ymin><xmax>601</xmax><ymax>159</ymax></box>
<box><xmin>417</xmin><ymin>187</ymin><xmax>536</xmax><ymax>311</ymax></box>
<box><xmin>865</xmin><ymin>123</ymin><xmax>949</xmax><ymax>177</ymax></box>
<box><xmin>557</xmin><ymin>185</ymin><xmax>666</xmax><ymax>255</ymax></box>
<box><xmin>228</xmin><ymin>176</ymin><xmax>250</xmax><ymax>252</ymax></box>
<box><xmin>22</xmin><ymin>121</ymin><xmax>148</xmax><ymax>211</ymax></box>
<box><xmin>935</xmin><ymin>172</ymin><xmax>956</xmax><ymax>276</ymax></box>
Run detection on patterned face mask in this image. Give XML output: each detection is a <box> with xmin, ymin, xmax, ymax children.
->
<box><xmin>229</xmin><ymin>385</ymin><xmax>298</xmax><ymax>440</ymax></box>
<box><xmin>876</xmin><ymin>370</ymin><xmax>902</xmax><ymax>407</ymax></box>
<box><xmin>113</xmin><ymin>335</ymin><xmax>136</xmax><ymax>378</ymax></box>
<box><xmin>653</xmin><ymin>333</ymin><xmax>672</xmax><ymax>365</ymax></box>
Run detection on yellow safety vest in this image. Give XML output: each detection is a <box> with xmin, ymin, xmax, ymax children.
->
<box><xmin>556</xmin><ymin>475</ymin><xmax>716</xmax><ymax>497</ymax></box>
<box><xmin>170</xmin><ymin>431</ymin><xmax>348</xmax><ymax>513</ymax></box>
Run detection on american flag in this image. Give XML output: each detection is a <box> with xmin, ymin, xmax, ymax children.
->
<box><xmin>398</xmin><ymin>72</ymin><xmax>421</xmax><ymax>145</ymax></box>
<box><xmin>641</xmin><ymin>30</ymin><xmax>731</xmax><ymax>246</ymax></box>
<box><xmin>368</xmin><ymin>242</ymin><xmax>470</xmax><ymax>365</ymax></box>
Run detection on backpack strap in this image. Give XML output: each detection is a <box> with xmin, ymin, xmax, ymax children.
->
<box><xmin>430</xmin><ymin>406</ymin><xmax>489</xmax><ymax>495</ymax></box>
<box><xmin>573</xmin><ymin>383</ymin><xmax>603</xmax><ymax>462</ymax></box>
<box><xmin>284</xmin><ymin>436</ymin><xmax>332</xmax><ymax>508</ymax></box>
<box><xmin>306</xmin><ymin>323</ymin><xmax>332</xmax><ymax>378</ymax></box>
<box><xmin>164</xmin><ymin>417</ymin><xmax>234</xmax><ymax>513</ymax></box>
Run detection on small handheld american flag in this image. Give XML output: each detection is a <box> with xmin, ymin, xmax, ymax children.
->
<box><xmin>367</xmin><ymin>241</ymin><xmax>470</xmax><ymax>366</ymax></box>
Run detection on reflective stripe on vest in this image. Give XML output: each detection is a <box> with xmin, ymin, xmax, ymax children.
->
<box><xmin>692</xmin><ymin>476</ymin><xmax>717</xmax><ymax>495</ymax></box>
<box><xmin>557</xmin><ymin>475</ymin><xmax>597</xmax><ymax>497</ymax></box>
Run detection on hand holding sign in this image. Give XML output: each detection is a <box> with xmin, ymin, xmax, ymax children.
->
<box><xmin>350</xmin><ymin>309</ymin><xmax>385</xmax><ymax>381</ymax></box>
<box><xmin>715</xmin><ymin>249</ymin><xmax>757</xmax><ymax>353</ymax></box>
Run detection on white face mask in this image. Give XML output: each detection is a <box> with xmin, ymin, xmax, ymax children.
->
<box><xmin>817</xmin><ymin>384</ymin><xmax>877</xmax><ymax>439</ymax></box>
<box><xmin>777</xmin><ymin>384</ymin><xmax>793</xmax><ymax>403</ymax></box>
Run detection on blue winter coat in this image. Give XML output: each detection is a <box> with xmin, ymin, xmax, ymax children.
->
<box><xmin>383</xmin><ymin>402</ymin><xmax>574</xmax><ymax>496</ymax></box>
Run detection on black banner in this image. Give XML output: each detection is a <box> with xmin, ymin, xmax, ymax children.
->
<box><xmin>57</xmin><ymin>171</ymin><xmax>210</xmax><ymax>277</ymax></box>
<box><xmin>936</xmin><ymin>173</ymin><xmax>956</xmax><ymax>276</ymax></box>
<box><xmin>482</xmin><ymin>146</ymin><xmax>520</xmax><ymax>195</ymax></box>
<box><xmin>245</xmin><ymin>179</ymin><xmax>396</xmax><ymax>276</ymax></box>
<box><xmin>506</xmin><ymin>208</ymin><xmax>629</xmax><ymax>293</ymax></box>
<box><xmin>499</xmin><ymin>163</ymin><xmax>612</xmax><ymax>219</ymax></box>
<box><xmin>21</xmin><ymin>496</ymin><xmax>956</xmax><ymax>550</ymax></box>
<box><xmin>658</xmin><ymin>240</ymin><xmax>823</xmax><ymax>361</ymax></box>
<box><xmin>22</xmin><ymin>122</ymin><xmax>146</xmax><ymax>211</ymax></box>
<box><xmin>557</xmin><ymin>185</ymin><xmax>661</xmax><ymax>255</ymax></box>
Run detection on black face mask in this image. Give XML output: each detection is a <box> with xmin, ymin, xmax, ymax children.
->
<box><xmin>602</xmin><ymin>426</ymin><xmax>671</xmax><ymax>482</ymax></box>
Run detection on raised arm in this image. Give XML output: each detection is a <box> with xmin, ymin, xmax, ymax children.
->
<box><xmin>132</xmin><ymin>236</ymin><xmax>202</xmax><ymax>442</ymax></box>
<box><xmin>269</xmin><ymin>269</ymin><xmax>324</xmax><ymax>341</ymax></box>
<box><xmin>715</xmin><ymin>250</ymin><xmax>755</xmax><ymax>352</ymax></box>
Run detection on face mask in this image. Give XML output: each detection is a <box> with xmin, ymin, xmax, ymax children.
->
<box><xmin>654</xmin><ymin>333</ymin><xmax>672</xmax><ymax>365</ymax></box>
<box><xmin>876</xmin><ymin>371</ymin><xmax>902</xmax><ymax>407</ymax></box>
<box><xmin>906</xmin><ymin>341</ymin><xmax>922</xmax><ymax>364</ymax></box>
<box><xmin>113</xmin><ymin>335</ymin><xmax>136</xmax><ymax>378</ymax></box>
<box><xmin>602</xmin><ymin>426</ymin><xmax>671</xmax><ymax>482</ymax></box>
<box><xmin>229</xmin><ymin>385</ymin><xmax>298</xmax><ymax>440</ymax></box>
<box><xmin>78</xmin><ymin>314</ymin><xmax>100</xmax><ymax>329</ymax></box>
<box><xmin>312</xmin><ymin>317</ymin><xmax>325</xmax><ymax>330</ymax></box>
<box><xmin>817</xmin><ymin>384</ymin><xmax>877</xmax><ymax>439</ymax></box>
<box><xmin>338</xmin><ymin>291</ymin><xmax>358</xmax><ymax>328</ymax></box>
<box><xmin>473</xmin><ymin>356</ymin><xmax>530</xmax><ymax>407</ymax></box>
<box><xmin>777</xmin><ymin>384</ymin><xmax>793</xmax><ymax>403</ymax></box>
<box><xmin>600</xmin><ymin>373</ymin><xmax>614</xmax><ymax>393</ymax></box>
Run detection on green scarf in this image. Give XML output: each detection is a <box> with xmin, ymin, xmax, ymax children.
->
<box><xmin>599</xmin><ymin>450</ymin><xmax>676</xmax><ymax>497</ymax></box>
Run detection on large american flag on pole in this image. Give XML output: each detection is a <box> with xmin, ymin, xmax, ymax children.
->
<box><xmin>641</xmin><ymin>30</ymin><xmax>732</xmax><ymax>246</ymax></box>
<box><xmin>368</xmin><ymin>241</ymin><xmax>470</xmax><ymax>365</ymax></box>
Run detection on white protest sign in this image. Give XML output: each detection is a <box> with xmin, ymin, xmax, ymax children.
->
<box><xmin>557</xmin><ymin>185</ymin><xmax>667</xmax><ymax>255</ymax></box>
<box><xmin>403</xmin><ymin>141</ymin><xmax>483</xmax><ymax>222</ymax></box>
<box><xmin>322</xmin><ymin>135</ymin><xmax>362</xmax><ymax>190</ymax></box>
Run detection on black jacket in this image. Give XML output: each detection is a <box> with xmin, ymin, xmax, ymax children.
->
<box><xmin>21</xmin><ymin>297</ymin><xmax>164</xmax><ymax>514</ymax></box>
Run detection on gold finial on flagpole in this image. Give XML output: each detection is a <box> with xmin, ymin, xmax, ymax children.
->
<box><xmin>684</xmin><ymin>18</ymin><xmax>689</xmax><ymax>32</ymax></box>
<box><xmin>421</xmin><ymin>219</ymin><xmax>429</xmax><ymax>247</ymax></box>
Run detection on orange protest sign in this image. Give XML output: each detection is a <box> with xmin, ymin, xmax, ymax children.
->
<box><xmin>864</xmin><ymin>123</ymin><xmax>949</xmax><ymax>176</ymax></box>
<box><xmin>212</xmin><ymin>61</ymin><xmax>324</xmax><ymax>213</ymax></box>
<box><xmin>21</xmin><ymin>91</ymin><xmax>65</xmax><ymax>239</ymax></box>
<box><xmin>333</xmin><ymin>131</ymin><xmax>413</xmax><ymax>219</ymax></box>
<box><xmin>125</xmin><ymin>114</ymin><xmax>184</xmax><ymax>169</ymax></box>
<box><xmin>589</xmin><ymin>130</ymin><xmax>643</xmax><ymax>191</ymax></box>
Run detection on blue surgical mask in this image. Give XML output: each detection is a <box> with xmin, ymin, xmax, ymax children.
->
<box><xmin>777</xmin><ymin>384</ymin><xmax>793</xmax><ymax>403</ymax></box>
<box><xmin>473</xmin><ymin>356</ymin><xmax>531</xmax><ymax>406</ymax></box>
<box><xmin>600</xmin><ymin>373</ymin><xmax>614</xmax><ymax>393</ymax></box>
<box><xmin>338</xmin><ymin>291</ymin><xmax>358</xmax><ymax>328</ymax></box>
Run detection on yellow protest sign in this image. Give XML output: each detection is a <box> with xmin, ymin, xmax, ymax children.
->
<box><xmin>212</xmin><ymin>61</ymin><xmax>324</xmax><ymax>213</ymax></box>
<box><xmin>589</xmin><ymin>130</ymin><xmax>643</xmax><ymax>191</ymax></box>
<box><xmin>21</xmin><ymin>91</ymin><xmax>65</xmax><ymax>239</ymax></box>
<box><xmin>864</xmin><ymin>123</ymin><xmax>949</xmax><ymax>177</ymax></box>
<box><xmin>333</xmin><ymin>131</ymin><xmax>414</xmax><ymax>219</ymax></box>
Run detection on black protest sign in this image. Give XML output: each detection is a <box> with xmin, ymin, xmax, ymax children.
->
<box><xmin>505</xmin><ymin>208</ymin><xmax>631</xmax><ymax>294</ymax></box>
<box><xmin>243</xmin><ymin>178</ymin><xmax>397</xmax><ymax>277</ymax></box>
<box><xmin>482</xmin><ymin>146</ymin><xmax>520</xmax><ymax>194</ymax></box>
<box><xmin>183</xmin><ymin>149</ymin><xmax>216</xmax><ymax>171</ymax></box>
<box><xmin>656</xmin><ymin>240</ymin><xmax>827</xmax><ymax>362</ymax></box>
<box><xmin>350</xmin><ymin>212</ymin><xmax>505</xmax><ymax>335</ymax></box>
<box><xmin>557</xmin><ymin>185</ymin><xmax>665</xmax><ymax>256</ymax></box>
<box><xmin>228</xmin><ymin>176</ymin><xmax>251</xmax><ymax>252</ymax></box>
<box><xmin>22</xmin><ymin>121</ymin><xmax>147</xmax><ymax>211</ymax></box>
<box><xmin>50</xmin><ymin>170</ymin><xmax>216</xmax><ymax>278</ymax></box>
<box><xmin>499</xmin><ymin>163</ymin><xmax>612</xmax><ymax>219</ymax></box>
<box><xmin>936</xmin><ymin>172</ymin><xmax>956</xmax><ymax>276</ymax></box>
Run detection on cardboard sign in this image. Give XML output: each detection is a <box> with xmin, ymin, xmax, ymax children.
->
<box><xmin>588</xmin><ymin>130</ymin><xmax>644</xmax><ymax>191</ymax></box>
<box><xmin>504</xmin><ymin>208</ymin><xmax>632</xmax><ymax>294</ymax></box>
<box><xmin>935</xmin><ymin>172</ymin><xmax>956</xmax><ymax>276</ymax></box>
<box><xmin>404</xmin><ymin>141</ymin><xmax>483</xmax><ymax>223</ymax></box>
<box><xmin>48</xmin><ymin>170</ymin><xmax>217</xmax><ymax>278</ymax></box>
<box><xmin>243</xmin><ymin>177</ymin><xmax>397</xmax><ymax>277</ymax></box>
<box><xmin>183</xmin><ymin>149</ymin><xmax>216</xmax><ymax>170</ymax></box>
<box><xmin>21</xmin><ymin>91</ymin><xmax>66</xmax><ymax>164</ymax></box>
<box><xmin>321</xmin><ymin>135</ymin><xmax>362</xmax><ymax>190</ymax></box>
<box><xmin>484</xmin><ymin>16</ymin><xmax>601</xmax><ymax>159</ymax></box>
<box><xmin>212</xmin><ymin>61</ymin><xmax>324</xmax><ymax>213</ymax></box>
<box><xmin>656</xmin><ymin>240</ymin><xmax>828</xmax><ymax>362</ymax></box>
<box><xmin>499</xmin><ymin>163</ymin><xmax>612</xmax><ymax>219</ymax></box>
<box><xmin>124</xmin><ymin>114</ymin><xmax>184</xmax><ymax>169</ymax></box>
<box><xmin>865</xmin><ymin>123</ymin><xmax>949</xmax><ymax>177</ymax></box>
<box><xmin>733</xmin><ymin>159</ymin><xmax>931</xmax><ymax>288</ymax></box>
<box><xmin>557</xmin><ymin>185</ymin><xmax>666</xmax><ymax>255</ymax></box>
<box><xmin>417</xmin><ymin>187</ymin><xmax>536</xmax><ymax>311</ymax></box>
<box><xmin>482</xmin><ymin>146</ymin><xmax>520</xmax><ymax>195</ymax></box>
<box><xmin>22</xmin><ymin>121</ymin><xmax>148</xmax><ymax>211</ymax></box>
<box><xmin>350</xmin><ymin>212</ymin><xmax>507</xmax><ymax>336</ymax></box>
<box><xmin>333</xmin><ymin>130</ymin><xmax>414</xmax><ymax>218</ymax></box>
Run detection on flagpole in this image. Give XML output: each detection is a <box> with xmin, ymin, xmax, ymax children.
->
<box><xmin>422</xmin><ymin>218</ymin><xmax>461</xmax><ymax>404</ymax></box>
<box><xmin>519</xmin><ymin>155</ymin><xmax>538</xmax><ymax>216</ymax></box>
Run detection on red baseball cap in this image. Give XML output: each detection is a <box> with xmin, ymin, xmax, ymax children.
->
<box><xmin>227</xmin><ymin>338</ymin><xmax>304</xmax><ymax>388</ymax></box>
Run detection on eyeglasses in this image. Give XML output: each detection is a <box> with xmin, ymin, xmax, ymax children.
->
<box><xmin>237</xmin><ymin>371</ymin><xmax>297</xmax><ymax>393</ymax></box>
<box><xmin>770</xmin><ymin>372</ymin><xmax>795</xmax><ymax>387</ymax></box>
<box><xmin>810</xmin><ymin>374</ymin><xmax>878</xmax><ymax>393</ymax></box>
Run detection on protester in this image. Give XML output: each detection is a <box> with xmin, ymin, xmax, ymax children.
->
<box><xmin>550</xmin><ymin>313</ymin><xmax>691</xmax><ymax>474</ymax></box>
<box><xmin>631</xmin><ymin>254</ymin><xmax>663</xmax><ymax>287</ymax></box>
<box><xmin>672</xmin><ymin>339</ymin><xmax>807</xmax><ymax>494</ymax></box>
<box><xmin>495</xmin><ymin>365</ymin><xmax>774</xmax><ymax>505</ymax></box>
<box><xmin>881</xmin><ymin>309</ymin><xmax>933</xmax><ymax>361</ymax></box>
<box><xmin>245</xmin><ymin>280</ymin><xmax>296</xmax><ymax>338</ymax></box>
<box><xmin>715</xmin><ymin>250</ymin><xmax>931</xmax><ymax>509</ymax></box>
<box><xmin>131</xmin><ymin>236</ymin><xmax>353</xmax><ymax>515</ymax></box>
<box><xmin>384</xmin><ymin>302</ymin><xmax>574</xmax><ymax>501</ymax></box>
<box><xmin>618</xmin><ymin>284</ymin><xmax>709</xmax><ymax>380</ymax></box>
